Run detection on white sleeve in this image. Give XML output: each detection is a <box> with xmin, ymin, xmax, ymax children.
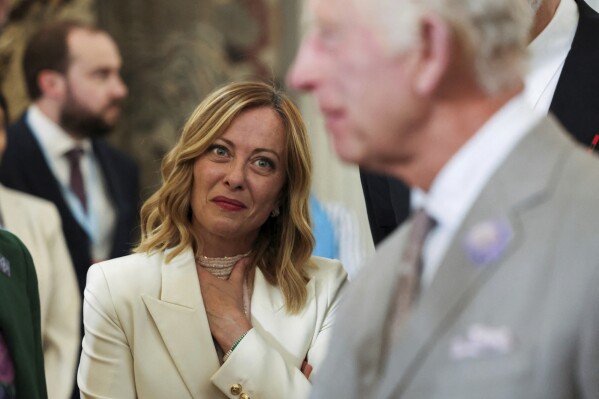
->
<box><xmin>77</xmin><ymin>264</ymin><xmax>137</xmax><ymax>398</ymax></box>
<box><xmin>210</xmin><ymin>263</ymin><xmax>347</xmax><ymax>399</ymax></box>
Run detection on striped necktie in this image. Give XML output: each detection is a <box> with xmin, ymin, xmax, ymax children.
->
<box><xmin>393</xmin><ymin>209</ymin><xmax>435</xmax><ymax>332</ymax></box>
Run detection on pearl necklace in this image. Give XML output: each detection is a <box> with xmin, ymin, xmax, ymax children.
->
<box><xmin>195</xmin><ymin>250</ymin><xmax>252</xmax><ymax>280</ymax></box>
<box><xmin>196</xmin><ymin>250</ymin><xmax>253</xmax><ymax>317</ymax></box>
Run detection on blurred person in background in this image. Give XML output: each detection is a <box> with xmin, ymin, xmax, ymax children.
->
<box><xmin>0</xmin><ymin>93</ymin><xmax>79</xmax><ymax>398</ymax></box>
<box><xmin>0</xmin><ymin>230</ymin><xmax>47</xmax><ymax>399</ymax></box>
<box><xmin>0</xmin><ymin>20</ymin><xmax>140</xmax><ymax>299</ymax></box>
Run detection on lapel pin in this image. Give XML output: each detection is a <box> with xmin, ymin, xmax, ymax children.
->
<box><xmin>463</xmin><ymin>219</ymin><xmax>512</xmax><ymax>267</ymax></box>
<box><xmin>0</xmin><ymin>255</ymin><xmax>11</xmax><ymax>277</ymax></box>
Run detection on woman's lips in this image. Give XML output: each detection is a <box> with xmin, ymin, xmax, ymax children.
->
<box><xmin>212</xmin><ymin>196</ymin><xmax>247</xmax><ymax>211</ymax></box>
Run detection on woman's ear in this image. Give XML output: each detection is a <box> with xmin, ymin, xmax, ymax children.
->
<box><xmin>37</xmin><ymin>70</ymin><xmax>66</xmax><ymax>100</ymax></box>
<box><xmin>413</xmin><ymin>12</ymin><xmax>452</xmax><ymax>97</ymax></box>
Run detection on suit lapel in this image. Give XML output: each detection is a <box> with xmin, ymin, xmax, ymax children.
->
<box><xmin>92</xmin><ymin>140</ymin><xmax>124</xmax><ymax>256</ymax></box>
<box><xmin>10</xmin><ymin>118</ymin><xmax>72</xmax><ymax>215</ymax></box>
<box><xmin>250</xmin><ymin>268</ymin><xmax>317</xmax><ymax>360</ymax></box>
<box><xmin>142</xmin><ymin>248</ymin><xmax>222</xmax><ymax>397</ymax></box>
<box><xmin>379</xmin><ymin>117</ymin><xmax>572</xmax><ymax>397</ymax></box>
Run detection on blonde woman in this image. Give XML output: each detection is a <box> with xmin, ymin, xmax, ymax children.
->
<box><xmin>77</xmin><ymin>81</ymin><xmax>347</xmax><ymax>398</ymax></box>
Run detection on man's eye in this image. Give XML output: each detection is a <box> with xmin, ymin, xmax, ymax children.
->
<box><xmin>93</xmin><ymin>70</ymin><xmax>110</xmax><ymax>80</ymax></box>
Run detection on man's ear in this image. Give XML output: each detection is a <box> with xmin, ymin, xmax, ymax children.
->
<box><xmin>37</xmin><ymin>70</ymin><xmax>66</xmax><ymax>100</ymax></box>
<box><xmin>413</xmin><ymin>12</ymin><xmax>452</xmax><ymax>96</ymax></box>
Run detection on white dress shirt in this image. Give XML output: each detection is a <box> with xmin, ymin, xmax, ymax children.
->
<box><xmin>413</xmin><ymin>96</ymin><xmax>543</xmax><ymax>288</ymax></box>
<box><xmin>525</xmin><ymin>0</ymin><xmax>578</xmax><ymax>113</ymax></box>
<box><xmin>27</xmin><ymin>105</ymin><xmax>116</xmax><ymax>261</ymax></box>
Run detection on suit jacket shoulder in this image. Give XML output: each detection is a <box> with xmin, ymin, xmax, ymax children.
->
<box><xmin>550</xmin><ymin>0</ymin><xmax>599</xmax><ymax>146</ymax></box>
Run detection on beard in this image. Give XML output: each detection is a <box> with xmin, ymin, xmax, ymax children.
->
<box><xmin>528</xmin><ymin>0</ymin><xmax>543</xmax><ymax>12</ymax></box>
<box><xmin>59</xmin><ymin>94</ymin><xmax>122</xmax><ymax>139</ymax></box>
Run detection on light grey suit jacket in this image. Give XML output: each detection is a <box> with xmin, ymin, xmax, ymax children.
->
<box><xmin>312</xmin><ymin>116</ymin><xmax>599</xmax><ymax>399</ymax></box>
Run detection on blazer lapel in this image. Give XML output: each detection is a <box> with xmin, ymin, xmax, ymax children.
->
<box><xmin>11</xmin><ymin>118</ymin><xmax>72</xmax><ymax>215</ymax></box>
<box><xmin>142</xmin><ymin>248</ymin><xmax>222</xmax><ymax>398</ymax></box>
<box><xmin>250</xmin><ymin>268</ymin><xmax>317</xmax><ymax>362</ymax></box>
<box><xmin>379</xmin><ymin>117</ymin><xmax>571</xmax><ymax>397</ymax></box>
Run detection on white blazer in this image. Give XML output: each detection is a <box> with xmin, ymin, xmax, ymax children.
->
<box><xmin>78</xmin><ymin>247</ymin><xmax>347</xmax><ymax>398</ymax></box>
<box><xmin>0</xmin><ymin>184</ymin><xmax>80</xmax><ymax>399</ymax></box>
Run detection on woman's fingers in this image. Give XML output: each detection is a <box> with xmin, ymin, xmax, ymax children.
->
<box><xmin>229</xmin><ymin>257</ymin><xmax>250</xmax><ymax>285</ymax></box>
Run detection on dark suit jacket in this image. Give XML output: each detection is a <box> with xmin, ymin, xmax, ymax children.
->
<box><xmin>0</xmin><ymin>230</ymin><xmax>47</xmax><ymax>398</ymax></box>
<box><xmin>0</xmin><ymin>114</ymin><xmax>140</xmax><ymax>294</ymax></box>
<box><xmin>361</xmin><ymin>0</ymin><xmax>599</xmax><ymax>246</ymax></box>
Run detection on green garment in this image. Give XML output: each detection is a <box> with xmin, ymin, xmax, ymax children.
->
<box><xmin>0</xmin><ymin>230</ymin><xmax>47</xmax><ymax>398</ymax></box>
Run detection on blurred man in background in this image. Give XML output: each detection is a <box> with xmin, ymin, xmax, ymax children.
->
<box><xmin>0</xmin><ymin>20</ymin><xmax>140</xmax><ymax>297</ymax></box>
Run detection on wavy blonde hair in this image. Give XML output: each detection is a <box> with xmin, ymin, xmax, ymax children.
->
<box><xmin>136</xmin><ymin>81</ymin><xmax>314</xmax><ymax>313</ymax></box>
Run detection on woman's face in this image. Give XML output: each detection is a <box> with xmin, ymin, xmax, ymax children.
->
<box><xmin>190</xmin><ymin>106</ymin><xmax>287</xmax><ymax>253</ymax></box>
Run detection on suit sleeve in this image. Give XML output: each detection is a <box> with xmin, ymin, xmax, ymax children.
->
<box><xmin>577</xmin><ymin>264</ymin><xmax>599</xmax><ymax>398</ymax></box>
<box><xmin>210</xmin><ymin>263</ymin><xmax>347</xmax><ymax>399</ymax></box>
<box><xmin>41</xmin><ymin>206</ymin><xmax>81</xmax><ymax>399</ymax></box>
<box><xmin>78</xmin><ymin>264</ymin><xmax>136</xmax><ymax>398</ymax></box>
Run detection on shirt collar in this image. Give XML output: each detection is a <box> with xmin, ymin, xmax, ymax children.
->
<box><xmin>27</xmin><ymin>104</ymin><xmax>93</xmax><ymax>159</ymax></box>
<box><xmin>415</xmin><ymin>95</ymin><xmax>542</xmax><ymax>231</ymax></box>
<box><xmin>529</xmin><ymin>0</ymin><xmax>578</xmax><ymax>58</ymax></box>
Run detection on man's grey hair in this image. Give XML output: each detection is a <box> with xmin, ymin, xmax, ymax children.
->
<box><xmin>357</xmin><ymin>0</ymin><xmax>533</xmax><ymax>94</ymax></box>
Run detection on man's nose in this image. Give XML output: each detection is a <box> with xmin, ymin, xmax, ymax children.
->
<box><xmin>287</xmin><ymin>39</ymin><xmax>318</xmax><ymax>92</ymax></box>
<box><xmin>112</xmin><ymin>75</ymin><xmax>128</xmax><ymax>99</ymax></box>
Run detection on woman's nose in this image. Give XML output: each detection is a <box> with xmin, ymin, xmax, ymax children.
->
<box><xmin>223</xmin><ymin>160</ymin><xmax>246</xmax><ymax>189</ymax></box>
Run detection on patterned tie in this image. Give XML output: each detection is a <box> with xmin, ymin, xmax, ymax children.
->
<box><xmin>393</xmin><ymin>209</ymin><xmax>435</xmax><ymax>332</ymax></box>
<box><xmin>0</xmin><ymin>331</ymin><xmax>16</xmax><ymax>398</ymax></box>
<box><xmin>65</xmin><ymin>147</ymin><xmax>87</xmax><ymax>212</ymax></box>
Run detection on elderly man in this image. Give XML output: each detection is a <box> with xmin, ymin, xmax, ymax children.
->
<box><xmin>362</xmin><ymin>0</ymin><xmax>599</xmax><ymax>246</ymax></box>
<box><xmin>289</xmin><ymin>0</ymin><xmax>599</xmax><ymax>397</ymax></box>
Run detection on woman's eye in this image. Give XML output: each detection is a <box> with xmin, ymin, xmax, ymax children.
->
<box><xmin>254</xmin><ymin>158</ymin><xmax>274</xmax><ymax>169</ymax></box>
<box><xmin>209</xmin><ymin>145</ymin><xmax>228</xmax><ymax>157</ymax></box>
